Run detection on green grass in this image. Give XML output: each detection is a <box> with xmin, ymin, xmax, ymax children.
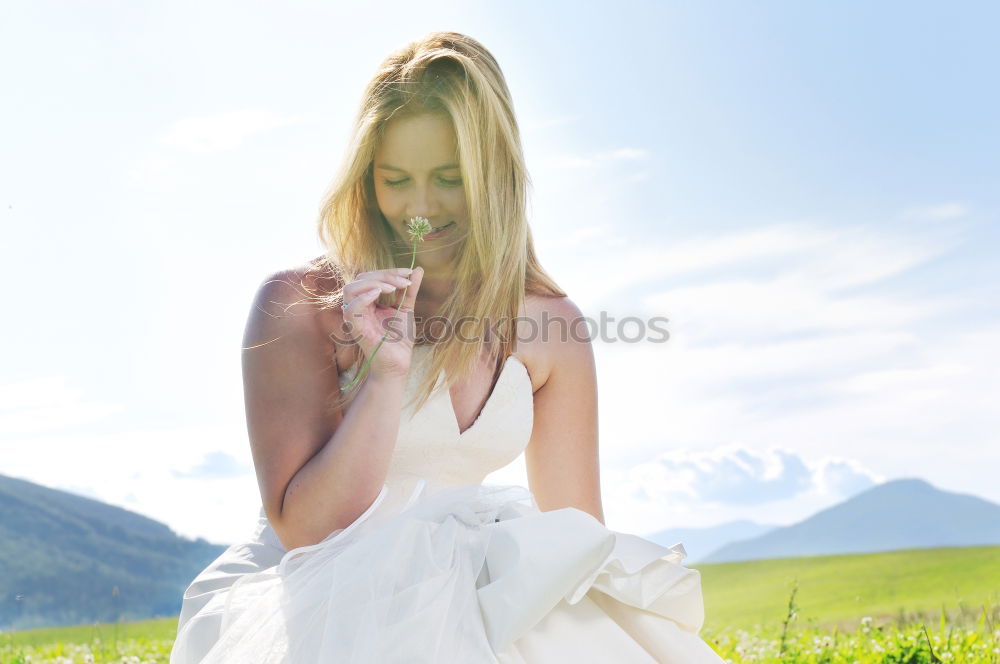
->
<box><xmin>696</xmin><ymin>545</ymin><xmax>1000</xmax><ymax>634</ymax></box>
<box><xmin>699</xmin><ymin>586</ymin><xmax>1000</xmax><ymax>663</ymax></box>
<box><xmin>2</xmin><ymin>546</ymin><xmax>998</xmax><ymax>663</ymax></box>
<box><xmin>0</xmin><ymin>617</ymin><xmax>177</xmax><ymax>663</ymax></box>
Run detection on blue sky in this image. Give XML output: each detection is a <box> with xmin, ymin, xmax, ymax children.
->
<box><xmin>2</xmin><ymin>0</ymin><xmax>997</xmax><ymax>545</ymax></box>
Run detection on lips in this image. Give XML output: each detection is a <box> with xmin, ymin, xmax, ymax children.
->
<box><xmin>432</xmin><ymin>221</ymin><xmax>456</xmax><ymax>232</ymax></box>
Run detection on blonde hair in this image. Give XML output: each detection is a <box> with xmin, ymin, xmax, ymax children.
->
<box><xmin>307</xmin><ymin>30</ymin><xmax>566</xmax><ymax>416</ymax></box>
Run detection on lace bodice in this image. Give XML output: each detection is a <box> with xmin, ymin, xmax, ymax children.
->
<box><xmin>338</xmin><ymin>344</ymin><xmax>534</xmax><ymax>489</ymax></box>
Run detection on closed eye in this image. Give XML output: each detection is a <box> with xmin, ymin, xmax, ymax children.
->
<box><xmin>382</xmin><ymin>177</ymin><xmax>463</xmax><ymax>188</ymax></box>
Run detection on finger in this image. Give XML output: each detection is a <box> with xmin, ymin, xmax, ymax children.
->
<box><xmin>398</xmin><ymin>266</ymin><xmax>423</xmax><ymax>313</ymax></box>
<box><xmin>380</xmin><ymin>267</ymin><xmax>415</xmax><ymax>278</ymax></box>
<box><xmin>355</xmin><ymin>275</ymin><xmax>412</xmax><ymax>292</ymax></box>
<box><xmin>357</xmin><ymin>268</ymin><xmax>410</xmax><ymax>282</ymax></box>
<box><xmin>371</xmin><ymin>271</ymin><xmax>413</xmax><ymax>288</ymax></box>
<box><xmin>342</xmin><ymin>287</ymin><xmax>381</xmax><ymax>317</ymax></box>
<box><xmin>343</xmin><ymin>278</ymin><xmax>404</xmax><ymax>301</ymax></box>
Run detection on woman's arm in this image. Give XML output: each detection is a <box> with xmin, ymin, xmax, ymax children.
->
<box><xmin>523</xmin><ymin>296</ymin><xmax>606</xmax><ymax>525</ymax></box>
<box><xmin>241</xmin><ymin>271</ymin><xmax>407</xmax><ymax>551</ymax></box>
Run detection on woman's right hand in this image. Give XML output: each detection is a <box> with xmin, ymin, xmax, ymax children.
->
<box><xmin>339</xmin><ymin>266</ymin><xmax>424</xmax><ymax>380</ymax></box>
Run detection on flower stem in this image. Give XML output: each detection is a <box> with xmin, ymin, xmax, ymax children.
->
<box><xmin>340</xmin><ymin>239</ymin><xmax>419</xmax><ymax>391</ymax></box>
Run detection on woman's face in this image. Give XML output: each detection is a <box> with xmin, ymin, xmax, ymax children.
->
<box><xmin>373</xmin><ymin>112</ymin><xmax>468</xmax><ymax>270</ymax></box>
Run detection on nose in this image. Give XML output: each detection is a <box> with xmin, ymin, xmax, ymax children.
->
<box><xmin>405</xmin><ymin>180</ymin><xmax>441</xmax><ymax>220</ymax></box>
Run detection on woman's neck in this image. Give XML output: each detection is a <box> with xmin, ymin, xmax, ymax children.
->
<box><xmin>413</xmin><ymin>269</ymin><xmax>453</xmax><ymax>301</ymax></box>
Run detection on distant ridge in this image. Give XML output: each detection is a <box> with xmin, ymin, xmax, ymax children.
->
<box><xmin>700</xmin><ymin>478</ymin><xmax>1000</xmax><ymax>563</ymax></box>
<box><xmin>0</xmin><ymin>473</ymin><xmax>230</xmax><ymax>631</ymax></box>
<box><xmin>643</xmin><ymin>519</ymin><xmax>780</xmax><ymax>563</ymax></box>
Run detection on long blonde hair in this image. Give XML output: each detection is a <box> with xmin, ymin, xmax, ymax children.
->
<box><xmin>307</xmin><ymin>31</ymin><xmax>565</xmax><ymax>416</ymax></box>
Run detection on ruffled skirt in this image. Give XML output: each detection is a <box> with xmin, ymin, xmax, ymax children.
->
<box><xmin>170</xmin><ymin>480</ymin><xmax>724</xmax><ymax>663</ymax></box>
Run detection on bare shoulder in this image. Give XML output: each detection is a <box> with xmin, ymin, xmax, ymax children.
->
<box><xmin>244</xmin><ymin>255</ymin><xmax>344</xmax><ymax>353</ymax></box>
<box><xmin>518</xmin><ymin>293</ymin><xmax>592</xmax><ymax>393</ymax></box>
<box><xmin>286</xmin><ymin>254</ymin><xmax>345</xmax><ymax>306</ymax></box>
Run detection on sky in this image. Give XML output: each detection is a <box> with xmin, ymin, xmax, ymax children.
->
<box><xmin>1</xmin><ymin>0</ymin><xmax>998</xmax><ymax>546</ymax></box>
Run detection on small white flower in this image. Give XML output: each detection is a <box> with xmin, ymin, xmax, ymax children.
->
<box><xmin>406</xmin><ymin>216</ymin><xmax>433</xmax><ymax>241</ymax></box>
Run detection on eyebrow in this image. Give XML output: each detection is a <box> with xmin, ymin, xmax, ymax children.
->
<box><xmin>376</xmin><ymin>163</ymin><xmax>460</xmax><ymax>172</ymax></box>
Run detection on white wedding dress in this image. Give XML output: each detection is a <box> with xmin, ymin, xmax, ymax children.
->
<box><xmin>170</xmin><ymin>345</ymin><xmax>725</xmax><ymax>663</ymax></box>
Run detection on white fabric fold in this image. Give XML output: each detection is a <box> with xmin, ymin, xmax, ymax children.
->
<box><xmin>173</xmin><ymin>481</ymin><xmax>723</xmax><ymax>663</ymax></box>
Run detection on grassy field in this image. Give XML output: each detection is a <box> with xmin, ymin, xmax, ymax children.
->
<box><xmin>696</xmin><ymin>545</ymin><xmax>1000</xmax><ymax>633</ymax></box>
<box><xmin>3</xmin><ymin>545</ymin><xmax>998</xmax><ymax>663</ymax></box>
<box><xmin>0</xmin><ymin>617</ymin><xmax>178</xmax><ymax>664</ymax></box>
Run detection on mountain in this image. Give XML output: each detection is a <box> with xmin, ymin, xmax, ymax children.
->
<box><xmin>700</xmin><ymin>478</ymin><xmax>1000</xmax><ymax>563</ymax></box>
<box><xmin>643</xmin><ymin>519</ymin><xmax>780</xmax><ymax>564</ymax></box>
<box><xmin>0</xmin><ymin>473</ymin><xmax>229</xmax><ymax>631</ymax></box>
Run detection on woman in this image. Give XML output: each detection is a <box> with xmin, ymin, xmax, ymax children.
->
<box><xmin>170</xmin><ymin>31</ymin><xmax>724</xmax><ymax>663</ymax></box>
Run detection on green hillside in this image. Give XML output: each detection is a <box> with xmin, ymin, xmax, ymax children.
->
<box><xmin>695</xmin><ymin>544</ymin><xmax>1000</xmax><ymax>633</ymax></box>
<box><xmin>0</xmin><ymin>474</ymin><xmax>229</xmax><ymax>630</ymax></box>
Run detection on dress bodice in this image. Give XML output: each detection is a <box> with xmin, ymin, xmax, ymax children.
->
<box><xmin>338</xmin><ymin>344</ymin><xmax>534</xmax><ymax>489</ymax></box>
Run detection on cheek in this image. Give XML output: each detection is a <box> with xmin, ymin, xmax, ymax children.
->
<box><xmin>447</xmin><ymin>189</ymin><xmax>469</xmax><ymax>215</ymax></box>
<box><xmin>374</xmin><ymin>186</ymin><xmax>397</xmax><ymax>213</ymax></box>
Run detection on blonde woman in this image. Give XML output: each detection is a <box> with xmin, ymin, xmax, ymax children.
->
<box><xmin>170</xmin><ymin>31</ymin><xmax>724</xmax><ymax>663</ymax></box>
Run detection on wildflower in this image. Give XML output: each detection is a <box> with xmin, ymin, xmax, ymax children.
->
<box><xmin>406</xmin><ymin>215</ymin><xmax>433</xmax><ymax>240</ymax></box>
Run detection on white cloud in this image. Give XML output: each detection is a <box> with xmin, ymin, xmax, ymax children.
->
<box><xmin>776</xmin><ymin>224</ymin><xmax>964</xmax><ymax>292</ymax></box>
<box><xmin>609</xmin><ymin>148</ymin><xmax>649</xmax><ymax>160</ymax></box>
<box><xmin>627</xmin><ymin>445</ymin><xmax>880</xmax><ymax>507</ymax></box>
<box><xmin>599</xmin><ymin>445</ymin><xmax>883</xmax><ymax>535</ymax></box>
<box><xmin>643</xmin><ymin>280</ymin><xmax>948</xmax><ymax>345</ymax></box>
<box><xmin>551</xmin><ymin>219</ymin><xmax>965</xmax><ymax>314</ymax></box>
<box><xmin>173</xmin><ymin>450</ymin><xmax>254</xmax><ymax>480</ymax></box>
<box><xmin>816</xmin><ymin>458</ymin><xmax>883</xmax><ymax>497</ymax></box>
<box><xmin>618</xmin><ymin>445</ymin><xmax>879</xmax><ymax>506</ymax></box>
<box><xmin>899</xmin><ymin>202</ymin><xmax>970</xmax><ymax>221</ymax></box>
<box><xmin>0</xmin><ymin>376</ymin><xmax>122</xmax><ymax>435</ymax></box>
<box><xmin>0</xmin><ymin>376</ymin><xmax>85</xmax><ymax>411</ymax></box>
<box><xmin>159</xmin><ymin>108</ymin><xmax>306</xmax><ymax>154</ymax></box>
